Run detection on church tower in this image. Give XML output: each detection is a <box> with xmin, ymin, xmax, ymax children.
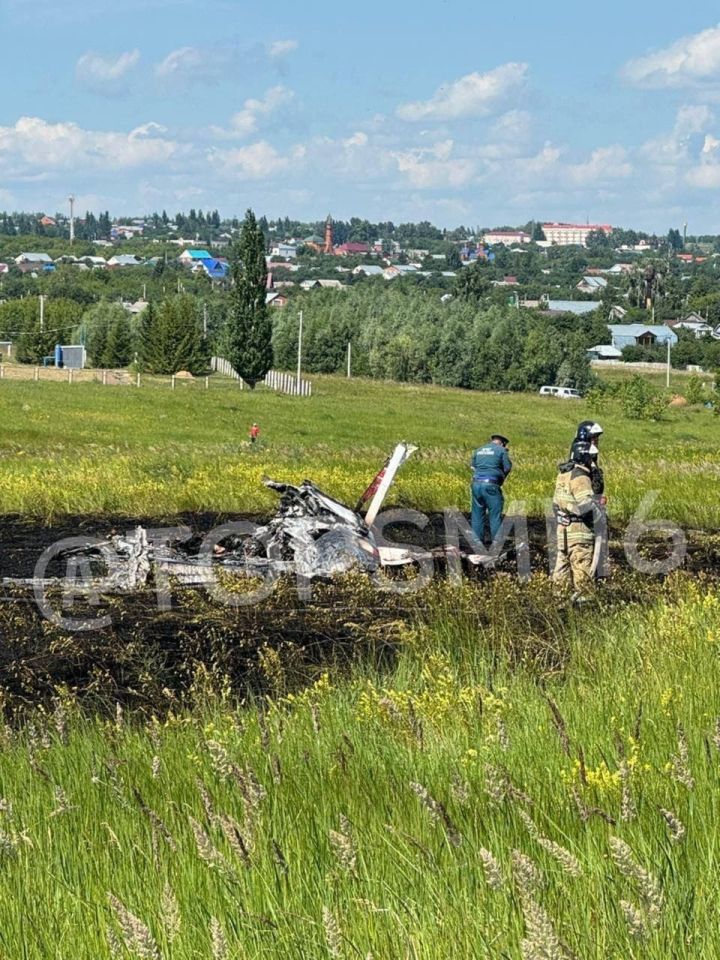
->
<box><xmin>324</xmin><ymin>214</ymin><xmax>333</xmax><ymax>254</ymax></box>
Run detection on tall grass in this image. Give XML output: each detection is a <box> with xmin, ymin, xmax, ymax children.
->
<box><xmin>1</xmin><ymin>574</ymin><xmax>719</xmax><ymax>958</ymax></box>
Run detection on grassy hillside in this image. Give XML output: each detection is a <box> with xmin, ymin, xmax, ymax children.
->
<box><xmin>0</xmin><ymin>374</ymin><xmax>719</xmax><ymax>958</ymax></box>
<box><xmin>0</xmin><ymin>374</ymin><xmax>718</xmax><ymax>524</ymax></box>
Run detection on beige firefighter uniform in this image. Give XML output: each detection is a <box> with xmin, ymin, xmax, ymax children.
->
<box><xmin>552</xmin><ymin>463</ymin><xmax>597</xmax><ymax>593</ymax></box>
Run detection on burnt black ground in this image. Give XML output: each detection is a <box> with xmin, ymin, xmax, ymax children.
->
<box><xmin>1</xmin><ymin>512</ymin><xmax>719</xmax><ymax>580</ymax></box>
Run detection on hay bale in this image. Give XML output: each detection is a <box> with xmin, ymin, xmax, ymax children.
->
<box><xmin>174</xmin><ymin>370</ymin><xmax>194</xmax><ymax>379</ymax></box>
<box><xmin>669</xmin><ymin>395</ymin><xmax>688</xmax><ymax>407</ymax></box>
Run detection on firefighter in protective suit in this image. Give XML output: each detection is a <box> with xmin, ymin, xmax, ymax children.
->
<box><xmin>552</xmin><ymin>440</ymin><xmax>602</xmax><ymax>597</ymax></box>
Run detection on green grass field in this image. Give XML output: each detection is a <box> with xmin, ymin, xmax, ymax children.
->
<box><xmin>1</xmin><ymin>375</ymin><xmax>719</xmax><ymax>958</ymax></box>
<box><xmin>1</xmin><ymin>373</ymin><xmax>719</xmax><ymax>524</ymax></box>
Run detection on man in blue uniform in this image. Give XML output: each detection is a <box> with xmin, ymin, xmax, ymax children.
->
<box><xmin>470</xmin><ymin>434</ymin><xmax>512</xmax><ymax>546</ymax></box>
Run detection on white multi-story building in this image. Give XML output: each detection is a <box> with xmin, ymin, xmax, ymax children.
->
<box><xmin>542</xmin><ymin>222</ymin><xmax>613</xmax><ymax>246</ymax></box>
<box><xmin>483</xmin><ymin>229</ymin><xmax>531</xmax><ymax>245</ymax></box>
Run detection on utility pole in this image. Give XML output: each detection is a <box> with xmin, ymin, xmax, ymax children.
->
<box><xmin>39</xmin><ymin>294</ymin><xmax>45</xmax><ymax>331</ymax></box>
<box><xmin>296</xmin><ymin>310</ymin><xmax>303</xmax><ymax>393</ymax></box>
<box><xmin>683</xmin><ymin>222</ymin><xmax>688</xmax><ymax>248</ymax></box>
<box><xmin>68</xmin><ymin>195</ymin><xmax>75</xmax><ymax>244</ymax></box>
<box><xmin>347</xmin><ymin>341</ymin><xmax>352</xmax><ymax>378</ymax></box>
<box><xmin>666</xmin><ymin>336</ymin><xmax>671</xmax><ymax>389</ymax></box>
<box><xmin>203</xmin><ymin>302</ymin><xmax>208</xmax><ymax>338</ymax></box>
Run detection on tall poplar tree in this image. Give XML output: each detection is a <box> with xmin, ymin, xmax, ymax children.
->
<box><xmin>226</xmin><ymin>208</ymin><xmax>271</xmax><ymax>388</ymax></box>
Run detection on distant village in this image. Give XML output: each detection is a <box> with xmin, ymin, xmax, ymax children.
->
<box><xmin>1</xmin><ymin>211</ymin><xmax>720</xmax><ymax>372</ymax></box>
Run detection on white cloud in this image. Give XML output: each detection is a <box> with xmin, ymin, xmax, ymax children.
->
<box><xmin>212</xmin><ymin>86</ymin><xmax>293</xmax><ymax>138</ymax></box>
<box><xmin>392</xmin><ymin>140</ymin><xmax>476</xmax><ymax>188</ymax></box>
<box><xmin>0</xmin><ymin>188</ymin><xmax>15</xmax><ymax>207</ymax></box>
<box><xmin>397</xmin><ymin>63</ymin><xmax>527</xmax><ymax>122</ymax></box>
<box><xmin>686</xmin><ymin>133</ymin><xmax>720</xmax><ymax>187</ymax></box>
<box><xmin>269</xmin><ymin>39</ymin><xmax>298</xmax><ymax>58</ymax></box>
<box><xmin>622</xmin><ymin>25</ymin><xmax>720</xmax><ymax>88</ymax></box>
<box><xmin>156</xmin><ymin>46</ymin><xmax>207</xmax><ymax>80</ymax></box>
<box><xmin>343</xmin><ymin>131</ymin><xmax>368</xmax><ymax>148</ymax></box>
<box><xmin>0</xmin><ymin>117</ymin><xmax>179</xmax><ymax>176</ymax></box>
<box><xmin>207</xmin><ymin>140</ymin><xmax>305</xmax><ymax>179</ymax></box>
<box><xmin>640</xmin><ymin>104</ymin><xmax>714</xmax><ymax>168</ymax></box>
<box><xmin>567</xmin><ymin>146</ymin><xmax>633</xmax><ymax>185</ymax></box>
<box><xmin>76</xmin><ymin>49</ymin><xmax>140</xmax><ymax>94</ymax></box>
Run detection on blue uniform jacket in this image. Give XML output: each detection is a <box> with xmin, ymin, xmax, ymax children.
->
<box><xmin>471</xmin><ymin>444</ymin><xmax>512</xmax><ymax>485</ymax></box>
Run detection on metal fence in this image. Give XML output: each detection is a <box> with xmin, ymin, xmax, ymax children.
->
<box><xmin>211</xmin><ymin>356</ymin><xmax>312</xmax><ymax>396</ymax></box>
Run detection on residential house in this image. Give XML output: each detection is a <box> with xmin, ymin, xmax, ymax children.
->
<box><xmin>266</xmin><ymin>291</ymin><xmax>289</xmax><ymax>308</ymax></box>
<box><xmin>608</xmin><ymin>324</ymin><xmax>678</xmax><ymax>349</ymax></box>
<box><xmin>607</xmin><ymin>263</ymin><xmax>633</xmax><ymax>275</ymax></box>
<box><xmin>179</xmin><ymin>249</ymin><xmax>212</xmax><ymax>266</ymax></box>
<box><xmin>270</xmin><ymin>242</ymin><xmax>297</xmax><ymax>259</ymax></box>
<box><xmin>15</xmin><ymin>252</ymin><xmax>54</xmax><ymax>274</ymax></box>
<box><xmin>383</xmin><ymin>264</ymin><xmax>419</xmax><ymax>280</ymax></box>
<box><xmin>39</xmin><ymin>216</ymin><xmax>57</xmax><ymax>228</ymax></box>
<box><xmin>492</xmin><ymin>276</ymin><xmax>519</xmax><ymax>287</ymax></box>
<box><xmin>667</xmin><ymin>313</ymin><xmax>715</xmax><ymax>339</ymax></box>
<box><xmin>587</xmin><ymin>344</ymin><xmax>623</xmax><ymax>361</ymax></box>
<box><xmin>544</xmin><ymin>300</ymin><xmax>601</xmax><ymax>316</ymax></box>
<box><xmin>609</xmin><ymin>305</ymin><xmax>627</xmax><ymax>321</ymax></box>
<box><xmin>576</xmin><ymin>276</ymin><xmax>608</xmax><ymax>294</ymax></box>
<box><xmin>353</xmin><ymin>265</ymin><xmax>384</xmax><ymax>277</ymax></box>
<box><xmin>111</xmin><ymin>225</ymin><xmax>144</xmax><ymax>239</ymax></box>
<box><xmin>107</xmin><ymin>255</ymin><xmax>142</xmax><ymax>268</ymax></box>
<box><xmin>334</xmin><ymin>242</ymin><xmax>371</xmax><ymax>256</ymax></box>
<box><xmin>195</xmin><ymin>258</ymin><xmax>229</xmax><ymax>280</ymax></box>
<box><xmin>0</xmin><ymin>263</ymin><xmax>9</xmax><ymax>275</ymax></box>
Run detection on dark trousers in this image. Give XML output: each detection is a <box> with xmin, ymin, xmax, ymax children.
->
<box><xmin>471</xmin><ymin>481</ymin><xmax>504</xmax><ymax>546</ymax></box>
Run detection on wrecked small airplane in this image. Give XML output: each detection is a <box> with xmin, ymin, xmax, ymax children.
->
<box><xmin>19</xmin><ymin>442</ymin><xmax>435</xmax><ymax>592</ymax></box>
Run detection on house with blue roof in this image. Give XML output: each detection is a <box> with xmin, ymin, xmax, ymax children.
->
<box><xmin>608</xmin><ymin>324</ymin><xmax>678</xmax><ymax>349</ymax></box>
<box><xmin>179</xmin><ymin>249</ymin><xmax>213</xmax><ymax>266</ymax></box>
<box><xmin>199</xmin><ymin>258</ymin><xmax>229</xmax><ymax>279</ymax></box>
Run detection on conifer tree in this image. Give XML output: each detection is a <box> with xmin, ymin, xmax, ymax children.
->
<box><xmin>226</xmin><ymin>208</ymin><xmax>271</xmax><ymax>387</ymax></box>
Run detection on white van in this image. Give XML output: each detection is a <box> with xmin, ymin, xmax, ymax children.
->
<box><xmin>539</xmin><ymin>385</ymin><xmax>581</xmax><ymax>399</ymax></box>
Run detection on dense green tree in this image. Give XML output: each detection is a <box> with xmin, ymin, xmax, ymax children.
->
<box><xmin>142</xmin><ymin>295</ymin><xmax>208</xmax><ymax>375</ymax></box>
<box><xmin>225</xmin><ymin>209</ymin><xmax>272</xmax><ymax>387</ymax></box>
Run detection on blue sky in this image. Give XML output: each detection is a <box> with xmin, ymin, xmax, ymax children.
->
<box><xmin>3</xmin><ymin>0</ymin><xmax>720</xmax><ymax>231</ymax></box>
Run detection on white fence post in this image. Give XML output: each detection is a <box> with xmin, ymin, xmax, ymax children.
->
<box><xmin>34</xmin><ymin>366</ymin><xmax>39</xmax><ymax>381</ymax></box>
<box><xmin>102</xmin><ymin>370</ymin><xmax>107</xmax><ymax>386</ymax></box>
<box><xmin>136</xmin><ymin>372</ymin><xmax>141</xmax><ymax>388</ymax></box>
<box><xmin>171</xmin><ymin>375</ymin><xmax>175</xmax><ymax>390</ymax></box>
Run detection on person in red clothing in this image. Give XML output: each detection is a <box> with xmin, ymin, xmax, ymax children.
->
<box><xmin>249</xmin><ymin>422</ymin><xmax>260</xmax><ymax>444</ymax></box>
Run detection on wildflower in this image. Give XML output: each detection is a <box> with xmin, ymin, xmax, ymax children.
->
<box><xmin>670</xmin><ymin>724</ymin><xmax>694</xmax><ymax>791</ymax></box>
<box><xmin>189</xmin><ymin>817</ymin><xmax>224</xmax><ymax>869</ymax></box>
<box><xmin>210</xmin><ymin>917</ymin><xmax>228</xmax><ymax>960</ymax></box>
<box><xmin>107</xmin><ymin>894</ymin><xmax>160</xmax><ymax>960</ymax></box>
<box><xmin>660</xmin><ymin>808</ymin><xmax>686</xmax><ymax>843</ymax></box>
<box><xmin>161</xmin><ymin>883</ymin><xmax>181</xmax><ymax>944</ymax></box>
<box><xmin>322</xmin><ymin>906</ymin><xmax>343</xmax><ymax>959</ymax></box>
<box><xmin>512</xmin><ymin>850</ymin><xmax>543</xmax><ymax>895</ymax></box>
<box><xmin>220</xmin><ymin>814</ymin><xmax>252</xmax><ymax>866</ymax></box>
<box><xmin>329</xmin><ymin>814</ymin><xmax>357</xmax><ymax>875</ymax></box>
<box><xmin>483</xmin><ymin>763</ymin><xmax>506</xmax><ymax>804</ymax></box>
<box><xmin>619</xmin><ymin>900</ymin><xmax>649</xmax><ymax>941</ymax></box>
<box><xmin>409</xmin><ymin>781</ymin><xmax>462</xmax><ymax>846</ymax></box>
<box><xmin>520</xmin><ymin>896</ymin><xmax>565</xmax><ymax>960</ymax></box>
<box><xmin>479</xmin><ymin>848</ymin><xmax>503</xmax><ymax>891</ymax></box>
<box><xmin>609</xmin><ymin>837</ymin><xmax>663</xmax><ymax>928</ymax></box>
<box><xmin>151</xmin><ymin>756</ymin><xmax>161</xmax><ymax>780</ymax></box>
